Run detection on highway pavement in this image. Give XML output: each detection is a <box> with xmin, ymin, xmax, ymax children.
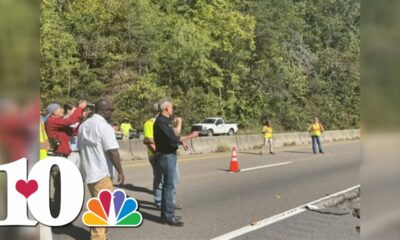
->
<box><xmin>52</xmin><ymin>140</ymin><xmax>360</xmax><ymax>240</ymax></box>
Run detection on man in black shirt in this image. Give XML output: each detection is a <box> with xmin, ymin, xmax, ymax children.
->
<box><xmin>154</xmin><ymin>100</ymin><xmax>198</xmax><ymax>226</ymax></box>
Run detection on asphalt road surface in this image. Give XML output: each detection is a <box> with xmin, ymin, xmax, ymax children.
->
<box><xmin>52</xmin><ymin>140</ymin><xmax>360</xmax><ymax>240</ymax></box>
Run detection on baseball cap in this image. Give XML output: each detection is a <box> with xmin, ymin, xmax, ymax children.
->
<box><xmin>46</xmin><ymin>103</ymin><xmax>61</xmax><ymax>118</ymax></box>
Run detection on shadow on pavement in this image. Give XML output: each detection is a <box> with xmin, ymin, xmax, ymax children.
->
<box><xmin>238</xmin><ymin>151</ymin><xmax>262</xmax><ymax>155</ymax></box>
<box><xmin>137</xmin><ymin>208</ymin><xmax>163</xmax><ymax>224</ymax></box>
<box><xmin>114</xmin><ymin>183</ymin><xmax>153</xmax><ymax>195</ymax></box>
<box><xmin>284</xmin><ymin>150</ymin><xmax>312</xmax><ymax>154</ymax></box>
<box><xmin>215</xmin><ymin>168</ymin><xmax>229</xmax><ymax>172</ymax></box>
<box><xmin>52</xmin><ymin>223</ymin><xmax>90</xmax><ymax>240</ymax></box>
<box><xmin>138</xmin><ymin>199</ymin><xmax>159</xmax><ymax>211</ymax></box>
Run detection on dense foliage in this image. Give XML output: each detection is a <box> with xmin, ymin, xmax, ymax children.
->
<box><xmin>41</xmin><ymin>0</ymin><xmax>360</xmax><ymax>132</ymax></box>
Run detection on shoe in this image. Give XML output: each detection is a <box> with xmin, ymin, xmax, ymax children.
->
<box><xmin>174</xmin><ymin>203</ymin><xmax>183</xmax><ymax>210</ymax></box>
<box><xmin>270</xmin><ymin>152</ymin><xmax>275</xmax><ymax>155</ymax></box>
<box><xmin>161</xmin><ymin>217</ymin><xmax>184</xmax><ymax>226</ymax></box>
<box><xmin>161</xmin><ymin>215</ymin><xmax>182</xmax><ymax>221</ymax></box>
<box><xmin>320</xmin><ymin>151</ymin><xmax>324</xmax><ymax>154</ymax></box>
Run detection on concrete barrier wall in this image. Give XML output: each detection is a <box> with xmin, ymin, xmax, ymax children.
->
<box><xmin>130</xmin><ymin>139</ymin><xmax>148</xmax><ymax>160</ymax></box>
<box><xmin>191</xmin><ymin>136</ymin><xmax>238</xmax><ymax>154</ymax></box>
<box><xmin>177</xmin><ymin>139</ymin><xmax>196</xmax><ymax>156</ymax></box>
<box><xmin>119</xmin><ymin>129</ymin><xmax>360</xmax><ymax>161</ymax></box>
<box><xmin>191</xmin><ymin>136</ymin><xmax>219</xmax><ymax>154</ymax></box>
<box><xmin>118</xmin><ymin>139</ymin><xmax>133</xmax><ymax>161</ymax></box>
<box><xmin>236</xmin><ymin>135</ymin><xmax>263</xmax><ymax>150</ymax></box>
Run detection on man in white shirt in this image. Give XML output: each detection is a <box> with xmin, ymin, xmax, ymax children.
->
<box><xmin>78</xmin><ymin>99</ymin><xmax>125</xmax><ymax>240</ymax></box>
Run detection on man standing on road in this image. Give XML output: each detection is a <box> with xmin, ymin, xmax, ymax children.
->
<box><xmin>144</xmin><ymin>103</ymin><xmax>184</xmax><ymax>209</ymax></box>
<box><xmin>45</xmin><ymin>101</ymin><xmax>87</xmax><ymax>158</ymax></box>
<box><xmin>261</xmin><ymin>120</ymin><xmax>274</xmax><ymax>155</ymax></box>
<box><xmin>309</xmin><ymin>117</ymin><xmax>325</xmax><ymax>154</ymax></box>
<box><xmin>143</xmin><ymin>103</ymin><xmax>162</xmax><ymax>208</ymax></box>
<box><xmin>120</xmin><ymin>117</ymin><xmax>133</xmax><ymax>140</ymax></box>
<box><xmin>154</xmin><ymin>100</ymin><xmax>198</xmax><ymax>226</ymax></box>
<box><xmin>45</xmin><ymin>100</ymin><xmax>87</xmax><ymax>215</ymax></box>
<box><xmin>78</xmin><ymin>99</ymin><xmax>125</xmax><ymax>240</ymax></box>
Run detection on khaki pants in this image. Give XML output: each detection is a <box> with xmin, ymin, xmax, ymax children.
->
<box><xmin>87</xmin><ymin>177</ymin><xmax>113</xmax><ymax>240</ymax></box>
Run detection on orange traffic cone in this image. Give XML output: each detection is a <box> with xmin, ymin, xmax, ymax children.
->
<box><xmin>229</xmin><ymin>146</ymin><xmax>240</xmax><ymax>172</ymax></box>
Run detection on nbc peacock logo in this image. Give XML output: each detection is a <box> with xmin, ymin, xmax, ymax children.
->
<box><xmin>82</xmin><ymin>189</ymin><xmax>143</xmax><ymax>227</ymax></box>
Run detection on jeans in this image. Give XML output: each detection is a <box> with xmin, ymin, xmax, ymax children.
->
<box><xmin>152</xmin><ymin>155</ymin><xmax>180</xmax><ymax>207</ymax></box>
<box><xmin>149</xmin><ymin>155</ymin><xmax>163</xmax><ymax>206</ymax></box>
<box><xmin>311</xmin><ymin>136</ymin><xmax>323</xmax><ymax>153</ymax></box>
<box><xmin>157</xmin><ymin>153</ymin><xmax>179</xmax><ymax>220</ymax></box>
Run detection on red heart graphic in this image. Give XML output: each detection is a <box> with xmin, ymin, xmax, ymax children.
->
<box><xmin>16</xmin><ymin>180</ymin><xmax>38</xmax><ymax>198</ymax></box>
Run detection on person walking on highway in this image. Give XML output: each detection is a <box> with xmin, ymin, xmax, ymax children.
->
<box><xmin>154</xmin><ymin>99</ymin><xmax>198</xmax><ymax>226</ymax></box>
<box><xmin>261</xmin><ymin>120</ymin><xmax>274</xmax><ymax>155</ymax></box>
<box><xmin>309</xmin><ymin>117</ymin><xmax>325</xmax><ymax>154</ymax></box>
<box><xmin>78</xmin><ymin>99</ymin><xmax>125</xmax><ymax>240</ymax></box>
<box><xmin>120</xmin><ymin>117</ymin><xmax>133</xmax><ymax>140</ymax></box>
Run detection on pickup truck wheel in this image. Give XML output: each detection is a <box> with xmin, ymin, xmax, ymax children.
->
<box><xmin>207</xmin><ymin>129</ymin><xmax>214</xmax><ymax>137</ymax></box>
<box><xmin>228</xmin><ymin>129</ymin><xmax>234</xmax><ymax>136</ymax></box>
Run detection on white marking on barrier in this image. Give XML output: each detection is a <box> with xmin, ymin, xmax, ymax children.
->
<box><xmin>240</xmin><ymin>162</ymin><xmax>292</xmax><ymax>172</ymax></box>
<box><xmin>210</xmin><ymin>184</ymin><xmax>360</xmax><ymax>240</ymax></box>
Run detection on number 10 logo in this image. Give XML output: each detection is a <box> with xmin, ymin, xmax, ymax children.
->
<box><xmin>0</xmin><ymin>158</ymin><xmax>84</xmax><ymax>226</ymax></box>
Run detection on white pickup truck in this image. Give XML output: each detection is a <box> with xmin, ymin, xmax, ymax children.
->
<box><xmin>191</xmin><ymin>118</ymin><xmax>238</xmax><ymax>136</ymax></box>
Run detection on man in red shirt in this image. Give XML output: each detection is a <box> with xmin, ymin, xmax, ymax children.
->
<box><xmin>45</xmin><ymin>100</ymin><xmax>87</xmax><ymax>157</ymax></box>
<box><xmin>44</xmin><ymin>100</ymin><xmax>87</xmax><ymax>216</ymax></box>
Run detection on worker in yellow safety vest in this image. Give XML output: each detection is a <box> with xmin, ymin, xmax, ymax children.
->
<box><xmin>40</xmin><ymin>119</ymin><xmax>50</xmax><ymax>160</ymax></box>
<box><xmin>309</xmin><ymin>117</ymin><xmax>325</xmax><ymax>154</ymax></box>
<box><xmin>143</xmin><ymin>103</ymin><xmax>161</xmax><ymax>208</ymax></box>
<box><xmin>120</xmin><ymin>118</ymin><xmax>133</xmax><ymax>140</ymax></box>
<box><xmin>261</xmin><ymin>120</ymin><xmax>274</xmax><ymax>155</ymax></box>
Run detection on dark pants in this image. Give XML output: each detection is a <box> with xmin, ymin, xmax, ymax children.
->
<box><xmin>157</xmin><ymin>153</ymin><xmax>178</xmax><ymax>221</ymax></box>
<box><xmin>311</xmin><ymin>136</ymin><xmax>323</xmax><ymax>153</ymax></box>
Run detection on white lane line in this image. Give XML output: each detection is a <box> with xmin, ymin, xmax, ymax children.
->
<box><xmin>210</xmin><ymin>184</ymin><xmax>360</xmax><ymax>240</ymax></box>
<box><xmin>240</xmin><ymin>162</ymin><xmax>292</xmax><ymax>172</ymax></box>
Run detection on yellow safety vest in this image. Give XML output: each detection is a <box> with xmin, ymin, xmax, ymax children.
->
<box><xmin>120</xmin><ymin>123</ymin><xmax>133</xmax><ymax>137</ymax></box>
<box><xmin>262</xmin><ymin>126</ymin><xmax>273</xmax><ymax>139</ymax></box>
<box><xmin>39</xmin><ymin>121</ymin><xmax>48</xmax><ymax>160</ymax></box>
<box><xmin>309</xmin><ymin>123</ymin><xmax>324</xmax><ymax>136</ymax></box>
<box><xmin>143</xmin><ymin>118</ymin><xmax>156</xmax><ymax>157</ymax></box>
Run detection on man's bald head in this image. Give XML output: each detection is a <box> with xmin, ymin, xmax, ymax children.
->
<box><xmin>95</xmin><ymin>98</ymin><xmax>114</xmax><ymax>121</ymax></box>
<box><xmin>95</xmin><ymin>99</ymin><xmax>112</xmax><ymax>111</ymax></box>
